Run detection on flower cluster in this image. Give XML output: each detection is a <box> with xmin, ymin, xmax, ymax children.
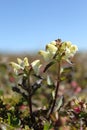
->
<box><xmin>39</xmin><ymin>40</ymin><xmax>78</xmax><ymax>62</ymax></box>
<box><xmin>70</xmin><ymin>98</ymin><xmax>87</xmax><ymax>114</ymax></box>
<box><xmin>10</xmin><ymin>57</ymin><xmax>41</xmax><ymax>75</ymax></box>
<box><xmin>59</xmin><ymin>41</ymin><xmax>78</xmax><ymax>61</ymax></box>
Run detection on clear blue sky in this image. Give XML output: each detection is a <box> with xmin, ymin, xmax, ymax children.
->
<box><xmin>0</xmin><ymin>0</ymin><xmax>87</xmax><ymax>53</ymax></box>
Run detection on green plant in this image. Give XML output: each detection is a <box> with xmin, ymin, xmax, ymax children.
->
<box><xmin>0</xmin><ymin>39</ymin><xmax>80</xmax><ymax>130</ymax></box>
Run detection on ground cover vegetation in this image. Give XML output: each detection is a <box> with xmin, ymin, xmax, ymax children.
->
<box><xmin>0</xmin><ymin>39</ymin><xmax>87</xmax><ymax>130</ymax></box>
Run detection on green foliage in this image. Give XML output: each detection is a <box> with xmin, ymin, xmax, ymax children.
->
<box><xmin>0</xmin><ymin>90</ymin><xmax>3</xmax><ymax>96</ymax></box>
<box><xmin>7</xmin><ymin>113</ymin><xmax>20</xmax><ymax>127</ymax></box>
<box><xmin>43</xmin><ymin>122</ymin><xmax>53</xmax><ymax>130</ymax></box>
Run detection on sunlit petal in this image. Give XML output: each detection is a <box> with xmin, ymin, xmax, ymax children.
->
<box><xmin>31</xmin><ymin>60</ymin><xmax>42</xmax><ymax>75</ymax></box>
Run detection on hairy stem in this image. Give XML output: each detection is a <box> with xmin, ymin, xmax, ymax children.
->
<box><xmin>49</xmin><ymin>62</ymin><xmax>61</xmax><ymax>116</ymax></box>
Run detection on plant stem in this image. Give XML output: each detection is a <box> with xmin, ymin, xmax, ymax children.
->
<box><xmin>49</xmin><ymin>62</ymin><xmax>61</xmax><ymax>116</ymax></box>
<box><xmin>28</xmin><ymin>75</ymin><xmax>32</xmax><ymax>116</ymax></box>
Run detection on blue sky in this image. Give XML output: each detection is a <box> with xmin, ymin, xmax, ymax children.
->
<box><xmin>0</xmin><ymin>0</ymin><xmax>87</xmax><ymax>53</ymax></box>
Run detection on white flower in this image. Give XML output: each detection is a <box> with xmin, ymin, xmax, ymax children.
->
<box><xmin>31</xmin><ymin>60</ymin><xmax>42</xmax><ymax>75</ymax></box>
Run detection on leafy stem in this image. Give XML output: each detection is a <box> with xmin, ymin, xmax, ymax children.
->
<box><xmin>49</xmin><ymin>61</ymin><xmax>61</xmax><ymax>116</ymax></box>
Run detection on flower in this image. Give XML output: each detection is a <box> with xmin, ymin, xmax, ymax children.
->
<box><xmin>31</xmin><ymin>60</ymin><xmax>42</xmax><ymax>75</ymax></box>
<box><xmin>50</xmin><ymin>40</ymin><xmax>56</xmax><ymax>45</ymax></box>
<box><xmin>46</xmin><ymin>43</ymin><xmax>58</xmax><ymax>55</ymax></box>
<box><xmin>60</xmin><ymin>41</ymin><xmax>78</xmax><ymax>61</ymax></box>
<box><xmin>17</xmin><ymin>57</ymin><xmax>29</xmax><ymax>67</ymax></box>
<box><xmin>10</xmin><ymin>57</ymin><xmax>42</xmax><ymax>75</ymax></box>
<box><xmin>39</xmin><ymin>50</ymin><xmax>51</xmax><ymax>61</ymax></box>
<box><xmin>10</xmin><ymin>57</ymin><xmax>29</xmax><ymax>75</ymax></box>
<box><xmin>10</xmin><ymin>62</ymin><xmax>23</xmax><ymax>75</ymax></box>
<box><xmin>39</xmin><ymin>40</ymin><xmax>78</xmax><ymax>62</ymax></box>
<box><xmin>39</xmin><ymin>41</ymin><xmax>58</xmax><ymax>61</ymax></box>
<box><xmin>70</xmin><ymin>45</ymin><xmax>78</xmax><ymax>54</ymax></box>
<box><xmin>73</xmin><ymin>106</ymin><xmax>81</xmax><ymax>114</ymax></box>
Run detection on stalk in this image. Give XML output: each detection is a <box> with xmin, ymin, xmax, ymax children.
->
<box><xmin>49</xmin><ymin>62</ymin><xmax>61</xmax><ymax>116</ymax></box>
<box><xmin>27</xmin><ymin>74</ymin><xmax>32</xmax><ymax>116</ymax></box>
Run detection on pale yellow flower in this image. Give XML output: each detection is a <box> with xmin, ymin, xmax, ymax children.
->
<box><xmin>60</xmin><ymin>42</ymin><xmax>78</xmax><ymax>60</ymax></box>
<box><xmin>46</xmin><ymin>43</ymin><xmax>57</xmax><ymax>55</ymax></box>
<box><xmin>39</xmin><ymin>40</ymin><xmax>78</xmax><ymax>63</ymax></box>
<box><xmin>39</xmin><ymin>42</ymin><xmax>57</xmax><ymax>61</ymax></box>
<box><xmin>10</xmin><ymin>57</ymin><xmax>29</xmax><ymax>75</ymax></box>
<box><xmin>60</xmin><ymin>42</ymin><xmax>71</xmax><ymax>51</ymax></box>
<box><xmin>63</xmin><ymin>41</ymin><xmax>72</xmax><ymax>48</ymax></box>
<box><xmin>31</xmin><ymin>60</ymin><xmax>42</xmax><ymax>75</ymax></box>
<box><xmin>50</xmin><ymin>40</ymin><xmax>56</xmax><ymax>45</ymax></box>
<box><xmin>10</xmin><ymin>57</ymin><xmax>42</xmax><ymax>75</ymax></box>
<box><xmin>17</xmin><ymin>57</ymin><xmax>29</xmax><ymax>67</ymax></box>
<box><xmin>39</xmin><ymin>50</ymin><xmax>52</xmax><ymax>61</ymax></box>
<box><xmin>70</xmin><ymin>45</ymin><xmax>78</xmax><ymax>53</ymax></box>
<box><xmin>10</xmin><ymin>62</ymin><xmax>23</xmax><ymax>74</ymax></box>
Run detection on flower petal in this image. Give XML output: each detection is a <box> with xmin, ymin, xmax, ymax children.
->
<box><xmin>39</xmin><ymin>50</ymin><xmax>52</xmax><ymax>61</ymax></box>
<box><xmin>10</xmin><ymin>62</ymin><xmax>22</xmax><ymax>69</ymax></box>
<box><xmin>46</xmin><ymin>44</ymin><xmax>57</xmax><ymax>54</ymax></box>
<box><xmin>17</xmin><ymin>58</ymin><xmax>23</xmax><ymax>65</ymax></box>
<box><xmin>31</xmin><ymin>60</ymin><xmax>42</xmax><ymax>75</ymax></box>
<box><xmin>24</xmin><ymin>57</ymin><xmax>29</xmax><ymax>67</ymax></box>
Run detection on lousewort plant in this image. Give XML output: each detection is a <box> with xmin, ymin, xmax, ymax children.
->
<box><xmin>1</xmin><ymin>39</ymin><xmax>85</xmax><ymax>130</ymax></box>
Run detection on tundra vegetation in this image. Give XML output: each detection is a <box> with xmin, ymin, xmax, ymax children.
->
<box><xmin>0</xmin><ymin>39</ymin><xmax>87</xmax><ymax>130</ymax></box>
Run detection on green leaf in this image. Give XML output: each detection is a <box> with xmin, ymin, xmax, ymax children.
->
<box><xmin>54</xmin><ymin>96</ymin><xmax>64</xmax><ymax>112</ymax></box>
<box><xmin>43</xmin><ymin>122</ymin><xmax>53</xmax><ymax>130</ymax></box>
<box><xmin>60</xmin><ymin>76</ymin><xmax>66</xmax><ymax>81</ymax></box>
<box><xmin>43</xmin><ymin>61</ymin><xmax>55</xmax><ymax>72</ymax></box>
<box><xmin>79</xmin><ymin>112</ymin><xmax>87</xmax><ymax>118</ymax></box>
<box><xmin>52</xmin><ymin>90</ymin><xmax>55</xmax><ymax>99</ymax></box>
<box><xmin>7</xmin><ymin>113</ymin><xmax>11</xmax><ymax>125</ymax></box>
<box><xmin>7</xmin><ymin>113</ymin><xmax>20</xmax><ymax>127</ymax></box>
<box><xmin>0</xmin><ymin>63</ymin><xmax>7</xmax><ymax>75</ymax></box>
<box><xmin>63</xmin><ymin>66</ymin><xmax>73</xmax><ymax>73</ymax></box>
<box><xmin>47</xmin><ymin>75</ymin><xmax>53</xmax><ymax>86</ymax></box>
<box><xmin>0</xmin><ymin>90</ymin><xmax>4</xmax><ymax>96</ymax></box>
<box><xmin>11</xmin><ymin>116</ymin><xmax>20</xmax><ymax>127</ymax></box>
